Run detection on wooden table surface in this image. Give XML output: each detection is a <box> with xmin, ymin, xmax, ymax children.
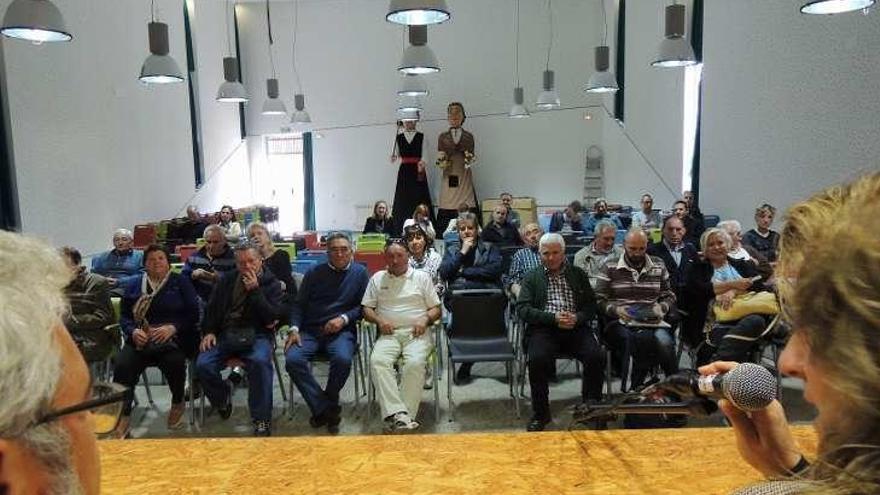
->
<box><xmin>99</xmin><ymin>426</ymin><xmax>817</xmax><ymax>494</ymax></box>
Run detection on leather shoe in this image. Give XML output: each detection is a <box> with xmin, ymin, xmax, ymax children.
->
<box><xmin>526</xmin><ymin>416</ymin><xmax>550</xmax><ymax>432</ymax></box>
<box><xmin>454</xmin><ymin>364</ymin><xmax>473</xmax><ymax>385</ymax></box>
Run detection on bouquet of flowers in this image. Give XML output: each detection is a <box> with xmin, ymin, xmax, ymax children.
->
<box><xmin>463</xmin><ymin>150</ymin><xmax>476</xmax><ymax>169</ymax></box>
<box><xmin>435</xmin><ymin>151</ymin><xmax>450</xmax><ymax>170</ymax></box>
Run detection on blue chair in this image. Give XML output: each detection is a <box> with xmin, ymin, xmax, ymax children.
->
<box><xmin>615</xmin><ymin>229</ymin><xmax>627</xmax><ymax>245</ymax></box>
<box><xmin>291</xmin><ymin>259</ymin><xmax>318</xmax><ymax>275</ymax></box>
<box><xmin>704</xmin><ymin>215</ymin><xmax>720</xmax><ymax>228</ymax></box>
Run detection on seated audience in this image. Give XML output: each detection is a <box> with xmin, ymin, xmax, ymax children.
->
<box><xmin>112</xmin><ymin>244</ymin><xmax>199</xmax><ymax>436</ymax></box>
<box><xmin>631</xmin><ymin>194</ymin><xmax>662</xmax><ymax>229</ymax></box>
<box><xmin>742</xmin><ymin>203</ymin><xmax>780</xmax><ymax>263</ymax></box>
<box><xmin>573</xmin><ymin>219</ymin><xmax>624</xmax><ymax>288</ymax></box>
<box><xmin>90</xmin><ymin>228</ymin><xmax>144</xmax><ymax>296</ymax></box>
<box><xmin>406</xmin><ymin>224</ymin><xmax>443</xmax><ymax>298</ymax></box>
<box><xmin>284</xmin><ymin>233</ymin><xmax>369</xmax><ymax>434</ymax></box>
<box><xmin>549</xmin><ymin>200</ymin><xmax>585</xmax><ymax>233</ymax></box>
<box><xmin>505</xmin><ymin>223</ymin><xmax>543</xmax><ymax>298</ymax></box>
<box><xmin>439</xmin><ymin>212</ymin><xmax>503</xmax><ymax>384</ymax></box>
<box><xmin>595</xmin><ymin>229</ymin><xmax>678</xmax><ymax>388</ymax></box>
<box><xmin>516</xmin><ymin>233</ymin><xmax>605</xmax><ymax>432</ymax></box>
<box><xmin>218</xmin><ymin>205</ymin><xmax>242</xmax><ymax>243</ymax></box>
<box><xmin>362</xmin><ymin>200</ymin><xmax>395</xmax><ymax>236</ymax></box>
<box><xmin>402</xmin><ymin>203</ymin><xmax>436</xmax><ymax>242</ymax></box>
<box><xmin>683</xmin><ymin>190</ymin><xmax>704</xmax><ymax>224</ymax></box>
<box><xmin>178</xmin><ymin>205</ymin><xmax>212</xmax><ymax>244</ymax></box>
<box><xmin>682</xmin><ymin>228</ymin><xmax>770</xmax><ymax>364</ymax></box>
<box><xmin>500</xmin><ymin>192</ymin><xmax>521</xmax><ymax>228</ymax></box>
<box><xmin>197</xmin><ymin>242</ymin><xmax>285</xmax><ymax>436</ymax></box>
<box><xmin>0</xmin><ymin>230</ymin><xmax>105</xmax><ymax>495</ymax></box>
<box><xmin>673</xmin><ymin>199</ymin><xmax>704</xmax><ymax>246</ymax></box>
<box><xmin>61</xmin><ymin>246</ymin><xmax>115</xmax><ymax>364</ymax></box>
<box><xmin>718</xmin><ymin>220</ymin><xmax>774</xmax><ymax>281</ymax></box>
<box><xmin>583</xmin><ymin>198</ymin><xmax>624</xmax><ymax>234</ymax></box>
<box><xmin>364</xmin><ymin>240</ymin><xmax>442</xmax><ymax>433</ymax></box>
<box><xmin>443</xmin><ymin>202</ymin><xmax>472</xmax><ymax>235</ymax></box>
<box><xmin>647</xmin><ymin>215</ymin><xmax>698</xmax><ymax>303</ymax></box>
<box><xmin>480</xmin><ymin>204</ymin><xmax>522</xmax><ymax>247</ymax></box>
<box><xmin>181</xmin><ymin>224</ymin><xmax>236</xmax><ymax>302</ymax></box>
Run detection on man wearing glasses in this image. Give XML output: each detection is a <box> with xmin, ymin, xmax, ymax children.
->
<box><xmin>284</xmin><ymin>232</ymin><xmax>369</xmax><ymax>434</ymax></box>
<box><xmin>0</xmin><ymin>231</ymin><xmax>127</xmax><ymax>494</ymax></box>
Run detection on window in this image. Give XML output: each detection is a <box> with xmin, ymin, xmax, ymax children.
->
<box><xmin>258</xmin><ymin>134</ymin><xmax>305</xmax><ymax>234</ymax></box>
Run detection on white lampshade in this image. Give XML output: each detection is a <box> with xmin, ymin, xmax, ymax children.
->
<box><xmin>535</xmin><ymin>70</ymin><xmax>560</xmax><ymax>110</ymax></box>
<box><xmin>398</xmin><ymin>74</ymin><xmax>428</xmax><ymax>96</ymax></box>
<box><xmin>139</xmin><ymin>22</ymin><xmax>183</xmax><ymax>84</ymax></box>
<box><xmin>508</xmin><ymin>87</ymin><xmax>530</xmax><ymax>118</ymax></box>
<box><xmin>1</xmin><ymin>0</ymin><xmax>71</xmax><ymax>42</ymax></box>
<box><xmin>398</xmin><ymin>25</ymin><xmax>440</xmax><ymax>74</ymax></box>
<box><xmin>652</xmin><ymin>4</ymin><xmax>696</xmax><ymax>68</ymax></box>
<box><xmin>397</xmin><ymin>94</ymin><xmax>422</xmax><ymax>112</ymax></box>
<box><xmin>216</xmin><ymin>57</ymin><xmax>248</xmax><ymax>102</ymax></box>
<box><xmin>386</xmin><ymin>0</ymin><xmax>450</xmax><ymax>25</ymax></box>
<box><xmin>261</xmin><ymin>79</ymin><xmax>287</xmax><ymax>115</ymax></box>
<box><xmin>397</xmin><ymin>108</ymin><xmax>420</xmax><ymax>121</ymax></box>
<box><xmin>800</xmin><ymin>0</ymin><xmax>874</xmax><ymax>13</ymax></box>
<box><xmin>585</xmin><ymin>46</ymin><xmax>618</xmax><ymax>93</ymax></box>
<box><xmin>291</xmin><ymin>93</ymin><xmax>312</xmax><ymax>125</ymax></box>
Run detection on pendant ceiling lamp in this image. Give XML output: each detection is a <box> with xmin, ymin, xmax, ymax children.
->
<box><xmin>397</xmin><ymin>94</ymin><xmax>423</xmax><ymax>112</ymax></box>
<box><xmin>290</xmin><ymin>93</ymin><xmax>311</xmax><ymax>125</ymax></box>
<box><xmin>800</xmin><ymin>0</ymin><xmax>874</xmax><ymax>14</ymax></box>
<box><xmin>398</xmin><ymin>25</ymin><xmax>440</xmax><ymax>74</ymax></box>
<box><xmin>398</xmin><ymin>74</ymin><xmax>428</xmax><ymax>97</ymax></box>
<box><xmin>289</xmin><ymin>0</ymin><xmax>313</xmax><ymax>125</ymax></box>
<box><xmin>1</xmin><ymin>0</ymin><xmax>71</xmax><ymax>43</ymax></box>
<box><xmin>535</xmin><ymin>0</ymin><xmax>560</xmax><ymax>110</ymax></box>
<box><xmin>261</xmin><ymin>0</ymin><xmax>286</xmax><ymax>115</ymax></box>
<box><xmin>216</xmin><ymin>0</ymin><xmax>248</xmax><ymax>102</ymax></box>
<box><xmin>386</xmin><ymin>0</ymin><xmax>450</xmax><ymax>26</ymax></box>
<box><xmin>509</xmin><ymin>0</ymin><xmax>529</xmax><ymax>118</ymax></box>
<box><xmin>651</xmin><ymin>3</ymin><xmax>696</xmax><ymax>68</ymax></box>
<box><xmin>585</xmin><ymin>0</ymin><xmax>618</xmax><ymax>94</ymax></box>
<box><xmin>139</xmin><ymin>1</ymin><xmax>183</xmax><ymax>84</ymax></box>
<box><xmin>397</xmin><ymin>108</ymin><xmax>420</xmax><ymax>121</ymax></box>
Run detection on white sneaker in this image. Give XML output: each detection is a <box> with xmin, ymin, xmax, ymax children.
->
<box><xmin>390</xmin><ymin>412</ymin><xmax>420</xmax><ymax>433</ymax></box>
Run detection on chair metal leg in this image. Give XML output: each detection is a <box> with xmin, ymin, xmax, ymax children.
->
<box><xmin>605</xmin><ymin>350</ymin><xmax>614</xmax><ymax>396</ymax></box>
<box><xmin>141</xmin><ymin>372</ymin><xmax>155</xmax><ymax>407</ymax></box>
<box><xmin>353</xmin><ymin>349</ymin><xmax>361</xmax><ymax>412</ymax></box>
<box><xmin>433</xmin><ymin>348</ymin><xmax>441</xmax><ymax>421</ymax></box>
<box><xmin>447</xmin><ymin>357</ymin><xmax>455</xmax><ymax>422</ymax></box>
<box><xmin>272</xmin><ymin>351</ymin><xmax>288</xmax><ymax>403</ymax></box>
<box><xmin>187</xmin><ymin>360</ymin><xmax>196</xmax><ymax>428</ymax></box>
<box><xmin>287</xmin><ymin>377</ymin><xmax>295</xmax><ymax>420</ymax></box>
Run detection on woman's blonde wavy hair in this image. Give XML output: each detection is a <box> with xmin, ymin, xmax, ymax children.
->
<box><xmin>776</xmin><ymin>172</ymin><xmax>880</xmax><ymax>493</ymax></box>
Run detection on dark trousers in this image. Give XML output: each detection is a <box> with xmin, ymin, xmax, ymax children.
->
<box><xmin>711</xmin><ymin>314</ymin><xmax>767</xmax><ymax>363</ymax></box>
<box><xmin>113</xmin><ymin>344</ymin><xmax>187</xmax><ymax>415</ymax></box>
<box><xmin>196</xmin><ymin>335</ymin><xmax>275</xmax><ymax>422</ymax></box>
<box><xmin>604</xmin><ymin>322</ymin><xmax>678</xmax><ymax>387</ymax></box>
<box><xmin>527</xmin><ymin>327</ymin><xmax>606</xmax><ymax>420</ymax></box>
<box><xmin>285</xmin><ymin>330</ymin><xmax>356</xmax><ymax>417</ymax></box>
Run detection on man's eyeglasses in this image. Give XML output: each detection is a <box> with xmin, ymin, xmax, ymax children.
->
<box><xmin>34</xmin><ymin>382</ymin><xmax>127</xmax><ymax>435</ymax></box>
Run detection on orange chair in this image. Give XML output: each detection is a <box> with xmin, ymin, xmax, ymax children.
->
<box><xmin>132</xmin><ymin>224</ymin><xmax>157</xmax><ymax>249</ymax></box>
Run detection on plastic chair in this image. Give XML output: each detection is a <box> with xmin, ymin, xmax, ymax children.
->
<box><xmin>445</xmin><ymin>289</ymin><xmax>519</xmax><ymax>421</ymax></box>
<box><xmin>132</xmin><ymin>224</ymin><xmax>157</xmax><ymax>249</ymax></box>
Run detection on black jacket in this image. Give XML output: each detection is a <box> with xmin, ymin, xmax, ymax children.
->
<box><xmin>680</xmin><ymin>257</ymin><xmax>768</xmax><ymax>347</ymax></box>
<box><xmin>647</xmin><ymin>241</ymin><xmax>699</xmax><ymax>296</ymax></box>
<box><xmin>202</xmin><ymin>269</ymin><xmax>285</xmax><ymax>337</ymax></box>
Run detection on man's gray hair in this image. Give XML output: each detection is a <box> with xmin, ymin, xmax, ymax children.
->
<box><xmin>0</xmin><ymin>231</ymin><xmax>69</xmax><ymax>437</ymax></box>
<box><xmin>717</xmin><ymin>219</ymin><xmax>743</xmax><ymax>235</ymax></box>
<box><xmin>112</xmin><ymin>228</ymin><xmax>132</xmax><ymax>239</ymax></box>
<box><xmin>203</xmin><ymin>224</ymin><xmax>225</xmax><ymax>238</ymax></box>
<box><xmin>538</xmin><ymin>232</ymin><xmax>565</xmax><ymax>251</ymax></box>
<box><xmin>593</xmin><ymin>219</ymin><xmax>618</xmax><ymax>236</ymax></box>
<box><xmin>234</xmin><ymin>239</ymin><xmax>260</xmax><ymax>255</ymax></box>
<box><xmin>325</xmin><ymin>231</ymin><xmax>353</xmax><ymax>250</ymax></box>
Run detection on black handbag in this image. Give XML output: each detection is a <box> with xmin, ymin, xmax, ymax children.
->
<box><xmin>221</xmin><ymin>325</ymin><xmax>256</xmax><ymax>354</ymax></box>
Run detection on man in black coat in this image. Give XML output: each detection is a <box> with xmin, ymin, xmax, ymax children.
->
<box><xmin>647</xmin><ymin>215</ymin><xmax>699</xmax><ymax>305</ymax></box>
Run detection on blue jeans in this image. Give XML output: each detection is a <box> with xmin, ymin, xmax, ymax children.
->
<box><xmin>196</xmin><ymin>335</ymin><xmax>274</xmax><ymax>422</ymax></box>
<box><xmin>285</xmin><ymin>330</ymin><xmax>356</xmax><ymax>417</ymax></box>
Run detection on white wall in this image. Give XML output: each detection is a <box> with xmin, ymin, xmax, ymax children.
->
<box><xmin>2</xmin><ymin>0</ymin><xmax>254</xmax><ymax>254</ymax></box>
<box><xmin>699</xmin><ymin>0</ymin><xmax>880</xmax><ymax>225</ymax></box>
<box><xmin>235</xmin><ymin>0</ymin><xmax>606</xmax><ymax>229</ymax></box>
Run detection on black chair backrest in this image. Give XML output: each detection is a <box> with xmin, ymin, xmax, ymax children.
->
<box><xmin>448</xmin><ymin>289</ymin><xmax>508</xmax><ymax>339</ymax></box>
<box><xmin>499</xmin><ymin>246</ymin><xmax>521</xmax><ymax>274</ymax></box>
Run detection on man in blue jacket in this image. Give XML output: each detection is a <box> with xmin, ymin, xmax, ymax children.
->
<box><xmin>284</xmin><ymin>232</ymin><xmax>370</xmax><ymax>434</ymax></box>
<box><xmin>90</xmin><ymin>228</ymin><xmax>144</xmax><ymax>296</ymax></box>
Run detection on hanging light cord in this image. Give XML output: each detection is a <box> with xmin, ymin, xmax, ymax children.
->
<box><xmin>292</xmin><ymin>0</ymin><xmax>303</xmax><ymax>92</ymax></box>
<box><xmin>265</xmin><ymin>0</ymin><xmax>276</xmax><ymax>78</ymax></box>
<box><xmin>600</xmin><ymin>0</ymin><xmax>608</xmax><ymax>45</ymax></box>
<box><xmin>514</xmin><ymin>0</ymin><xmax>521</xmax><ymax>86</ymax></box>
<box><xmin>545</xmin><ymin>0</ymin><xmax>554</xmax><ymax>70</ymax></box>
<box><xmin>150</xmin><ymin>0</ymin><xmax>156</xmax><ymax>22</ymax></box>
<box><xmin>225</xmin><ymin>0</ymin><xmax>231</xmax><ymax>56</ymax></box>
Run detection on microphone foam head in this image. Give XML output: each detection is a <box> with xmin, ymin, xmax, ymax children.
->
<box><xmin>722</xmin><ymin>363</ymin><xmax>777</xmax><ymax>411</ymax></box>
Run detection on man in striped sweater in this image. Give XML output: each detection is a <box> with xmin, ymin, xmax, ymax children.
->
<box><xmin>594</xmin><ymin>229</ymin><xmax>678</xmax><ymax>389</ymax></box>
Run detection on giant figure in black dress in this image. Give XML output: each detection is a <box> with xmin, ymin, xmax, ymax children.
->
<box><xmin>391</xmin><ymin>119</ymin><xmax>434</xmax><ymax>234</ymax></box>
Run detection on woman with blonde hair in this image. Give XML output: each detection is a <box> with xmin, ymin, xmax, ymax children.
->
<box><xmin>701</xmin><ymin>172</ymin><xmax>880</xmax><ymax>494</ymax></box>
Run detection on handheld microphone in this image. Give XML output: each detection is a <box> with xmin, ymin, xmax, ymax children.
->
<box><xmin>644</xmin><ymin>362</ymin><xmax>777</xmax><ymax>412</ymax></box>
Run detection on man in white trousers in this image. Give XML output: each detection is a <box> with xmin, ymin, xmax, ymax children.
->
<box><xmin>364</xmin><ymin>239</ymin><xmax>442</xmax><ymax>433</ymax></box>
